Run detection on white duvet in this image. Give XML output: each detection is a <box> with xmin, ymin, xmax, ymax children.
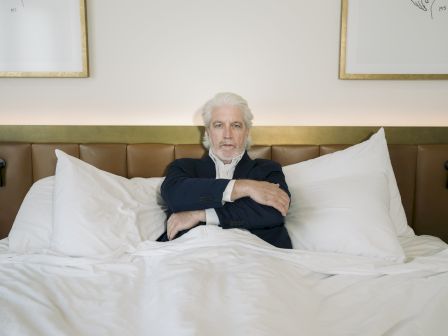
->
<box><xmin>1</xmin><ymin>226</ymin><xmax>448</xmax><ymax>336</ymax></box>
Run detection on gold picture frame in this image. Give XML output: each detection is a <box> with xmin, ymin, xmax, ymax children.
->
<box><xmin>0</xmin><ymin>0</ymin><xmax>89</xmax><ymax>78</ymax></box>
<box><xmin>339</xmin><ymin>0</ymin><xmax>448</xmax><ymax>80</ymax></box>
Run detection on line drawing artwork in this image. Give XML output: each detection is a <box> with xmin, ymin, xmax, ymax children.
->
<box><xmin>411</xmin><ymin>0</ymin><xmax>436</xmax><ymax>18</ymax></box>
<box><xmin>411</xmin><ymin>0</ymin><xmax>448</xmax><ymax>19</ymax></box>
<box><xmin>8</xmin><ymin>0</ymin><xmax>25</xmax><ymax>13</ymax></box>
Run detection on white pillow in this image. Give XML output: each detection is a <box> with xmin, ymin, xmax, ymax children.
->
<box><xmin>52</xmin><ymin>150</ymin><xmax>166</xmax><ymax>257</ymax></box>
<box><xmin>8</xmin><ymin>176</ymin><xmax>54</xmax><ymax>253</ymax></box>
<box><xmin>285</xmin><ymin>128</ymin><xmax>414</xmax><ymax>237</ymax></box>
<box><xmin>286</xmin><ymin>172</ymin><xmax>405</xmax><ymax>261</ymax></box>
<box><xmin>283</xmin><ymin>128</ymin><xmax>411</xmax><ymax>260</ymax></box>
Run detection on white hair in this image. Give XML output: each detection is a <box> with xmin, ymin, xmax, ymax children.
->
<box><xmin>201</xmin><ymin>92</ymin><xmax>253</xmax><ymax>149</ymax></box>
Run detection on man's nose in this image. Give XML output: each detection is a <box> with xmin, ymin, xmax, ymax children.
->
<box><xmin>223</xmin><ymin>125</ymin><xmax>232</xmax><ymax>138</ymax></box>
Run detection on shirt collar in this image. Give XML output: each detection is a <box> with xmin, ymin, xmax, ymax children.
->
<box><xmin>208</xmin><ymin>149</ymin><xmax>244</xmax><ymax>168</ymax></box>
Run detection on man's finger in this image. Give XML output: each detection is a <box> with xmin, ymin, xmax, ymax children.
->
<box><xmin>274</xmin><ymin>196</ymin><xmax>290</xmax><ymax>216</ymax></box>
<box><xmin>168</xmin><ymin>224</ymin><xmax>179</xmax><ymax>241</ymax></box>
<box><xmin>261</xmin><ymin>189</ymin><xmax>289</xmax><ymax>215</ymax></box>
<box><xmin>278</xmin><ymin>191</ymin><xmax>289</xmax><ymax>204</ymax></box>
<box><xmin>274</xmin><ymin>189</ymin><xmax>289</xmax><ymax>206</ymax></box>
<box><xmin>167</xmin><ymin>218</ymin><xmax>177</xmax><ymax>240</ymax></box>
<box><xmin>168</xmin><ymin>227</ymin><xmax>177</xmax><ymax>241</ymax></box>
<box><xmin>277</xmin><ymin>201</ymin><xmax>288</xmax><ymax>216</ymax></box>
<box><xmin>167</xmin><ymin>225</ymin><xmax>172</xmax><ymax>240</ymax></box>
<box><xmin>265</xmin><ymin>197</ymin><xmax>287</xmax><ymax>216</ymax></box>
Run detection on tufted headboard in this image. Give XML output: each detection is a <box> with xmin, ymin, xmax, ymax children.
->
<box><xmin>1</xmin><ymin>141</ymin><xmax>447</xmax><ymax>242</ymax></box>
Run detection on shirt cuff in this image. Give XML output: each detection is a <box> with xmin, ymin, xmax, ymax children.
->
<box><xmin>205</xmin><ymin>208</ymin><xmax>220</xmax><ymax>226</ymax></box>
<box><xmin>222</xmin><ymin>179</ymin><xmax>235</xmax><ymax>203</ymax></box>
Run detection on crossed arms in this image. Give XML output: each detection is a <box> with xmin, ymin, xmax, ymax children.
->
<box><xmin>160</xmin><ymin>159</ymin><xmax>290</xmax><ymax>240</ymax></box>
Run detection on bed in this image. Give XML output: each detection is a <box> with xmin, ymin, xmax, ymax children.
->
<box><xmin>0</xmin><ymin>126</ymin><xmax>448</xmax><ymax>336</ymax></box>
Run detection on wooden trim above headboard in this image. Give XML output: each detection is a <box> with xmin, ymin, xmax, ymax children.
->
<box><xmin>1</xmin><ymin>126</ymin><xmax>448</xmax><ymax>145</ymax></box>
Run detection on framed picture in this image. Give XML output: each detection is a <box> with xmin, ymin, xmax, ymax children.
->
<box><xmin>339</xmin><ymin>0</ymin><xmax>448</xmax><ymax>79</ymax></box>
<box><xmin>0</xmin><ymin>0</ymin><xmax>89</xmax><ymax>78</ymax></box>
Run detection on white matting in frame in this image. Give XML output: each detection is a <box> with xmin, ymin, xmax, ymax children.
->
<box><xmin>339</xmin><ymin>0</ymin><xmax>448</xmax><ymax>79</ymax></box>
<box><xmin>0</xmin><ymin>0</ymin><xmax>89</xmax><ymax>77</ymax></box>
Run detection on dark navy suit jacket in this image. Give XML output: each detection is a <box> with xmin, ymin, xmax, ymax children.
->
<box><xmin>159</xmin><ymin>152</ymin><xmax>292</xmax><ymax>249</ymax></box>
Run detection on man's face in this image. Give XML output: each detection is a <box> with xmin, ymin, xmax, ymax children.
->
<box><xmin>207</xmin><ymin>105</ymin><xmax>249</xmax><ymax>163</ymax></box>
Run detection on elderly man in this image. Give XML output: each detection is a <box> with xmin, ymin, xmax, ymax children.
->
<box><xmin>158</xmin><ymin>92</ymin><xmax>292</xmax><ymax>248</ymax></box>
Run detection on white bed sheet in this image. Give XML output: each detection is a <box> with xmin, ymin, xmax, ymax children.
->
<box><xmin>1</xmin><ymin>226</ymin><xmax>448</xmax><ymax>336</ymax></box>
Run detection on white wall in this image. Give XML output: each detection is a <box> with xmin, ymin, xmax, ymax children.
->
<box><xmin>0</xmin><ymin>0</ymin><xmax>447</xmax><ymax>126</ymax></box>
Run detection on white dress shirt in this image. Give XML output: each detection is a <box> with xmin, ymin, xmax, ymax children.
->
<box><xmin>205</xmin><ymin>149</ymin><xmax>244</xmax><ymax>225</ymax></box>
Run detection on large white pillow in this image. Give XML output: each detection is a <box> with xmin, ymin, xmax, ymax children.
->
<box><xmin>283</xmin><ymin>128</ymin><xmax>411</xmax><ymax>260</ymax></box>
<box><xmin>52</xmin><ymin>150</ymin><xmax>166</xmax><ymax>257</ymax></box>
<box><xmin>8</xmin><ymin>176</ymin><xmax>54</xmax><ymax>253</ymax></box>
<box><xmin>285</xmin><ymin>128</ymin><xmax>413</xmax><ymax>237</ymax></box>
<box><xmin>286</xmin><ymin>172</ymin><xmax>405</xmax><ymax>261</ymax></box>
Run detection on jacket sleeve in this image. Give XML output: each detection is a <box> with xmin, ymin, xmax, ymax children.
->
<box><xmin>161</xmin><ymin>159</ymin><xmax>231</xmax><ymax>212</ymax></box>
<box><xmin>215</xmin><ymin>161</ymin><xmax>291</xmax><ymax>230</ymax></box>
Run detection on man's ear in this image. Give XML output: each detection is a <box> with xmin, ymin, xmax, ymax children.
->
<box><xmin>202</xmin><ymin>129</ymin><xmax>211</xmax><ymax>149</ymax></box>
<box><xmin>245</xmin><ymin>130</ymin><xmax>252</xmax><ymax>149</ymax></box>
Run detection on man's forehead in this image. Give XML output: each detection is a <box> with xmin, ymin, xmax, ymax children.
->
<box><xmin>210</xmin><ymin>106</ymin><xmax>244</xmax><ymax>122</ymax></box>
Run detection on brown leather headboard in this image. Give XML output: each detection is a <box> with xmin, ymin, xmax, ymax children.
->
<box><xmin>1</xmin><ymin>143</ymin><xmax>447</xmax><ymax>242</ymax></box>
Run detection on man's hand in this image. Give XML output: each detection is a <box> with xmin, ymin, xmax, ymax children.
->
<box><xmin>231</xmin><ymin>180</ymin><xmax>290</xmax><ymax>216</ymax></box>
<box><xmin>167</xmin><ymin>210</ymin><xmax>206</xmax><ymax>240</ymax></box>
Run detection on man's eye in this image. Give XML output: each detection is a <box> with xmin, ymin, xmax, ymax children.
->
<box><xmin>214</xmin><ymin>123</ymin><xmax>222</xmax><ymax>128</ymax></box>
<box><xmin>232</xmin><ymin>123</ymin><xmax>242</xmax><ymax>129</ymax></box>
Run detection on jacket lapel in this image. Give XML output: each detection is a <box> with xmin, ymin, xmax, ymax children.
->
<box><xmin>198</xmin><ymin>155</ymin><xmax>217</xmax><ymax>178</ymax></box>
<box><xmin>233</xmin><ymin>152</ymin><xmax>255</xmax><ymax>179</ymax></box>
